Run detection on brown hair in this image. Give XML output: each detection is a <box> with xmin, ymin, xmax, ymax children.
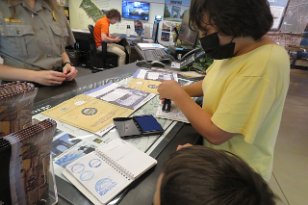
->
<box><xmin>160</xmin><ymin>146</ymin><xmax>276</xmax><ymax>205</ymax></box>
<box><xmin>106</xmin><ymin>9</ymin><xmax>121</xmax><ymax>22</ymax></box>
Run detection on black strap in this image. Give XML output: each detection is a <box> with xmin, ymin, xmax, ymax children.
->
<box><xmin>0</xmin><ymin>50</ymin><xmax>46</xmax><ymax>70</ymax></box>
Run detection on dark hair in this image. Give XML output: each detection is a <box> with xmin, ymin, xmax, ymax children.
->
<box><xmin>160</xmin><ymin>146</ymin><xmax>276</xmax><ymax>205</ymax></box>
<box><xmin>106</xmin><ymin>9</ymin><xmax>121</xmax><ymax>22</ymax></box>
<box><xmin>189</xmin><ymin>0</ymin><xmax>273</xmax><ymax>40</ymax></box>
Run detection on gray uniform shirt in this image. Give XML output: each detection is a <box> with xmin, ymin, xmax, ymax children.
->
<box><xmin>0</xmin><ymin>0</ymin><xmax>75</xmax><ymax>71</ymax></box>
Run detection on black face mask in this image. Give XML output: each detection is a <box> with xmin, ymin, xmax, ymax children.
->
<box><xmin>200</xmin><ymin>32</ymin><xmax>235</xmax><ymax>60</ymax></box>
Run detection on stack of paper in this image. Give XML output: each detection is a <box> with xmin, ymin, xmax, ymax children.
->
<box><xmin>137</xmin><ymin>43</ymin><xmax>165</xmax><ymax>50</ymax></box>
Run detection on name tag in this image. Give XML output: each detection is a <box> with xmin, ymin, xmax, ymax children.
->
<box><xmin>4</xmin><ymin>18</ymin><xmax>22</xmax><ymax>23</ymax></box>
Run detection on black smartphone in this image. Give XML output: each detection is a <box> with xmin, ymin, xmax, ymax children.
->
<box><xmin>113</xmin><ymin>115</ymin><xmax>164</xmax><ymax>138</ymax></box>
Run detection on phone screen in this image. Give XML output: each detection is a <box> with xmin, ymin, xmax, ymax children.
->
<box><xmin>134</xmin><ymin>115</ymin><xmax>163</xmax><ymax>133</ymax></box>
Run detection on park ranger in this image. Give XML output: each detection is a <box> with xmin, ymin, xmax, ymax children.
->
<box><xmin>0</xmin><ymin>0</ymin><xmax>78</xmax><ymax>86</ymax></box>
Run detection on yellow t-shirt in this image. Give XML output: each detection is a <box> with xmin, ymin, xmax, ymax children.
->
<box><xmin>202</xmin><ymin>44</ymin><xmax>290</xmax><ymax>181</ymax></box>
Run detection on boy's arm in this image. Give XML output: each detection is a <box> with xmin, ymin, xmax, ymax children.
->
<box><xmin>183</xmin><ymin>81</ymin><xmax>204</xmax><ymax>97</ymax></box>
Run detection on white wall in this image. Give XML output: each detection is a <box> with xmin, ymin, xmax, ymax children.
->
<box><xmin>69</xmin><ymin>0</ymin><xmax>165</xmax><ymax>35</ymax></box>
<box><xmin>69</xmin><ymin>0</ymin><xmax>95</xmax><ymax>30</ymax></box>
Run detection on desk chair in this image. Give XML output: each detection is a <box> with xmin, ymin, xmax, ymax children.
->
<box><xmin>88</xmin><ymin>25</ymin><xmax>118</xmax><ymax>72</ymax></box>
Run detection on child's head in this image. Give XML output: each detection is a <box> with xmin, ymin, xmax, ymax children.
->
<box><xmin>106</xmin><ymin>9</ymin><xmax>121</xmax><ymax>24</ymax></box>
<box><xmin>154</xmin><ymin>146</ymin><xmax>276</xmax><ymax>205</ymax></box>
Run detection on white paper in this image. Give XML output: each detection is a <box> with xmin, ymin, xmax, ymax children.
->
<box><xmin>86</xmin><ymin>83</ymin><xmax>155</xmax><ymax>111</ymax></box>
<box><xmin>156</xmin><ymin>103</ymin><xmax>189</xmax><ymax>123</ymax></box>
<box><xmin>137</xmin><ymin>43</ymin><xmax>165</xmax><ymax>50</ymax></box>
<box><xmin>96</xmin><ymin>139</ymin><xmax>157</xmax><ymax>179</ymax></box>
<box><xmin>133</xmin><ymin>68</ymin><xmax>178</xmax><ymax>82</ymax></box>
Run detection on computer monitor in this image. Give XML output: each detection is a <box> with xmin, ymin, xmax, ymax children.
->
<box><xmin>177</xmin><ymin>10</ymin><xmax>198</xmax><ymax>48</ymax></box>
<box><xmin>122</xmin><ymin>0</ymin><xmax>150</xmax><ymax>21</ymax></box>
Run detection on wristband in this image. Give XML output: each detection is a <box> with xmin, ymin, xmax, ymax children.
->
<box><xmin>63</xmin><ymin>61</ymin><xmax>71</xmax><ymax>66</ymax></box>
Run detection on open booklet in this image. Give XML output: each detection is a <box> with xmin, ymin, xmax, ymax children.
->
<box><xmin>43</xmin><ymin>83</ymin><xmax>155</xmax><ymax>136</ymax></box>
<box><xmin>62</xmin><ymin>139</ymin><xmax>157</xmax><ymax>205</ymax></box>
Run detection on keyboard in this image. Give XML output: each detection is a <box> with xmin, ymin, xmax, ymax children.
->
<box><xmin>143</xmin><ymin>49</ymin><xmax>167</xmax><ymax>61</ymax></box>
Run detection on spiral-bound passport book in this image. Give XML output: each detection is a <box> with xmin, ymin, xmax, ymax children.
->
<box><xmin>63</xmin><ymin>139</ymin><xmax>157</xmax><ymax>205</ymax></box>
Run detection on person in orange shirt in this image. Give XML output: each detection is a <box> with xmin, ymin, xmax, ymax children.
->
<box><xmin>94</xmin><ymin>9</ymin><xmax>126</xmax><ymax>66</ymax></box>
